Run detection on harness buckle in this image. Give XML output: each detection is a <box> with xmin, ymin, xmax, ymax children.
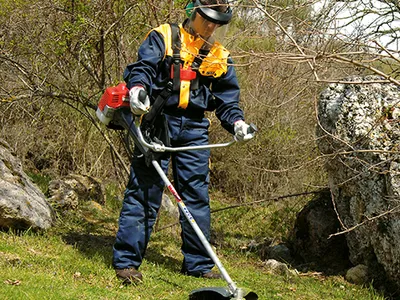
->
<box><xmin>170</xmin><ymin>65</ymin><xmax>197</xmax><ymax>81</ymax></box>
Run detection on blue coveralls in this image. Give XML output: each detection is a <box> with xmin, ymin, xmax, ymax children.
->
<box><xmin>112</xmin><ymin>21</ymin><xmax>245</xmax><ymax>276</ymax></box>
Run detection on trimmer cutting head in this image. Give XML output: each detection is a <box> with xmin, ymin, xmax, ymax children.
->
<box><xmin>189</xmin><ymin>287</ymin><xmax>258</xmax><ymax>300</ymax></box>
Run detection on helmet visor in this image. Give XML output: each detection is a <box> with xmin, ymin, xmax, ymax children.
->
<box><xmin>194</xmin><ymin>0</ymin><xmax>232</xmax><ymax>25</ymax></box>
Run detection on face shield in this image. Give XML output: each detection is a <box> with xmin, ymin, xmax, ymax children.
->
<box><xmin>193</xmin><ymin>0</ymin><xmax>232</xmax><ymax>25</ymax></box>
<box><xmin>188</xmin><ymin>0</ymin><xmax>232</xmax><ymax>40</ymax></box>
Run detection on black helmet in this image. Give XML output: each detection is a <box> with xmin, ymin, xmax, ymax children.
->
<box><xmin>189</xmin><ymin>0</ymin><xmax>232</xmax><ymax>25</ymax></box>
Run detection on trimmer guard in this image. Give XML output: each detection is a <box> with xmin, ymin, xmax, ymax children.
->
<box><xmin>189</xmin><ymin>287</ymin><xmax>258</xmax><ymax>300</ymax></box>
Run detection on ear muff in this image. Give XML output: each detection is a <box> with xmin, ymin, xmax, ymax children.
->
<box><xmin>185</xmin><ymin>2</ymin><xmax>195</xmax><ymax>17</ymax></box>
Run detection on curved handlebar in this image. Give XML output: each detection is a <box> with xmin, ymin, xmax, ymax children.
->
<box><xmin>135</xmin><ymin>117</ymin><xmax>237</xmax><ymax>152</ymax></box>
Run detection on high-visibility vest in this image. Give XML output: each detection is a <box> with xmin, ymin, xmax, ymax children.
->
<box><xmin>147</xmin><ymin>23</ymin><xmax>230</xmax><ymax>109</ymax></box>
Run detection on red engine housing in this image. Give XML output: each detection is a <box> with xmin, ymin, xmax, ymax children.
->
<box><xmin>96</xmin><ymin>83</ymin><xmax>129</xmax><ymax>125</ymax></box>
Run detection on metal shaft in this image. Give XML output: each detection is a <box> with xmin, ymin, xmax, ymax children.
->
<box><xmin>151</xmin><ymin>160</ymin><xmax>239</xmax><ymax>295</ymax></box>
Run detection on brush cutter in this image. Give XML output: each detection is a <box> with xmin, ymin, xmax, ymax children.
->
<box><xmin>97</xmin><ymin>83</ymin><xmax>258</xmax><ymax>300</ymax></box>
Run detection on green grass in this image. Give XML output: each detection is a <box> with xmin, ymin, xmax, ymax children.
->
<box><xmin>25</xmin><ymin>172</ymin><xmax>52</xmax><ymax>197</ymax></box>
<box><xmin>0</xmin><ymin>192</ymin><xmax>386</xmax><ymax>300</ymax></box>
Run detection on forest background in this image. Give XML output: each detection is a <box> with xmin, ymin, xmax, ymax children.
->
<box><xmin>1</xmin><ymin>0</ymin><xmax>400</xmax><ymax>299</ymax></box>
<box><xmin>3</xmin><ymin>0</ymin><xmax>400</xmax><ymax>205</ymax></box>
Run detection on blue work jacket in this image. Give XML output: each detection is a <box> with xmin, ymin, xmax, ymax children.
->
<box><xmin>123</xmin><ymin>21</ymin><xmax>244</xmax><ymax>134</ymax></box>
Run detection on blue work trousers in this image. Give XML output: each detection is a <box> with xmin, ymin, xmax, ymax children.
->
<box><xmin>112</xmin><ymin>114</ymin><xmax>214</xmax><ymax>276</ymax></box>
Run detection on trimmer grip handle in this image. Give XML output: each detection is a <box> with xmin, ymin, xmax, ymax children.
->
<box><xmin>138</xmin><ymin>90</ymin><xmax>148</xmax><ymax>103</ymax></box>
<box><xmin>248</xmin><ymin>123</ymin><xmax>258</xmax><ymax>134</ymax></box>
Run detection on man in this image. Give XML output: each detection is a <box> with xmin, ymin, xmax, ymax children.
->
<box><xmin>113</xmin><ymin>0</ymin><xmax>254</xmax><ymax>284</ymax></box>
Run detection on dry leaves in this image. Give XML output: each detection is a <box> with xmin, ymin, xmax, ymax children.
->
<box><xmin>4</xmin><ymin>279</ymin><xmax>21</xmax><ymax>286</ymax></box>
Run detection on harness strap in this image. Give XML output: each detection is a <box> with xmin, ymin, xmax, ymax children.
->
<box><xmin>141</xmin><ymin>81</ymin><xmax>173</xmax><ymax>130</ymax></box>
<box><xmin>170</xmin><ymin>23</ymin><xmax>181</xmax><ymax>92</ymax></box>
<box><xmin>191</xmin><ymin>48</ymin><xmax>210</xmax><ymax>90</ymax></box>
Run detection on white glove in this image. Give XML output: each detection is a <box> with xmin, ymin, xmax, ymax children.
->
<box><xmin>129</xmin><ymin>86</ymin><xmax>150</xmax><ymax>115</ymax></box>
<box><xmin>234</xmin><ymin>120</ymin><xmax>255</xmax><ymax>142</ymax></box>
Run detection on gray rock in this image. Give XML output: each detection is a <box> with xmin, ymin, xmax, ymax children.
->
<box><xmin>266</xmin><ymin>243</ymin><xmax>292</xmax><ymax>264</ymax></box>
<box><xmin>345</xmin><ymin>264</ymin><xmax>369</xmax><ymax>285</ymax></box>
<box><xmin>263</xmin><ymin>259</ymin><xmax>295</xmax><ymax>277</ymax></box>
<box><xmin>0</xmin><ymin>139</ymin><xmax>55</xmax><ymax>230</ymax></box>
<box><xmin>289</xmin><ymin>189</ymin><xmax>351</xmax><ymax>274</ymax></box>
<box><xmin>161</xmin><ymin>194</ymin><xmax>179</xmax><ymax>217</ymax></box>
<box><xmin>317</xmin><ymin>75</ymin><xmax>400</xmax><ymax>290</ymax></box>
<box><xmin>48</xmin><ymin>174</ymin><xmax>106</xmax><ymax>212</ymax></box>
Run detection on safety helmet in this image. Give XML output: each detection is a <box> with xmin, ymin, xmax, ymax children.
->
<box><xmin>186</xmin><ymin>0</ymin><xmax>232</xmax><ymax>25</ymax></box>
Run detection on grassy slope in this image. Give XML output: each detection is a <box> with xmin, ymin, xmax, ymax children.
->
<box><xmin>0</xmin><ymin>193</ymin><xmax>384</xmax><ymax>300</ymax></box>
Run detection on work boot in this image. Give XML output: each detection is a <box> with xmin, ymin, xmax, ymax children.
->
<box><xmin>115</xmin><ymin>268</ymin><xmax>143</xmax><ymax>285</ymax></box>
<box><xmin>201</xmin><ymin>271</ymin><xmax>223</xmax><ymax>279</ymax></box>
<box><xmin>181</xmin><ymin>267</ymin><xmax>222</xmax><ymax>279</ymax></box>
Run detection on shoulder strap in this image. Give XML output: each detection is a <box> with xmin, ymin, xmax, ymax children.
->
<box><xmin>190</xmin><ymin>47</ymin><xmax>210</xmax><ymax>90</ymax></box>
<box><xmin>170</xmin><ymin>23</ymin><xmax>181</xmax><ymax>92</ymax></box>
<box><xmin>192</xmin><ymin>48</ymin><xmax>210</xmax><ymax>70</ymax></box>
<box><xmin>139</xmin><ymin>24</ymin><xmax>179</xmax><ymax>132</ymax></box>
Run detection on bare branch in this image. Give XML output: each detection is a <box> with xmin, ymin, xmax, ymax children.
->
<box><xmin>329</xmin><ymin>205</ymin><xmax>400</xmax><ymax>238</ymax></box>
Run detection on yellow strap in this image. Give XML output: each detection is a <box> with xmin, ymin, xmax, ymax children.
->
<box><xmin>179</xmin><ymin>80</ymin><xmax>190</xmax><ymax>109</ymax></box>
<box><xmin>147</xmin><ymin>24</ymin><xmax>172</xmax><ymax>58</ymax></box>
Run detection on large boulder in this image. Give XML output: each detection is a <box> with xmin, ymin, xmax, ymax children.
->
<box><xmin>0</xmin><ymin>139</ymin><xmax>55</xmax><ymax>230</ymax></box>
<box><xmin>316</xmin><ymin>75</ymin><xmax>400</xmax><ymax>291</ymax></box>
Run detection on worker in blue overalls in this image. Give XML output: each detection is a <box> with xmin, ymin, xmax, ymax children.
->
<box><xmin>113</xmin><ymin>0</ymin><xmax>255</xmax><ymax>284</ymax></box>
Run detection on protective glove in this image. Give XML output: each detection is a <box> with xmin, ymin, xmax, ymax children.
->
<box><xmin>129</xmin><ymin>86</ymin><xmax>150</xmax><ymax>115</ymax></box>
<box><xmin>234</xmin><ymin>120</ymin><xmax>255</xmax><ymax>142</ymax></box>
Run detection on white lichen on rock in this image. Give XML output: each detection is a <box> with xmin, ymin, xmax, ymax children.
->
<box><xmin>317</xmin><ymin>75</ymin><xmax>400</xmax><ymax>289</ymax></box>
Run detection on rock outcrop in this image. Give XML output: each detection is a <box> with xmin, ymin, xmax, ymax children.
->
<box><xmin>289</xmin><ymin>189</ymin><xmax>351</xmax><ymax>274</ymax></box>
<box><xmin>0</xmin><ymin>139</ymin><xmax>55</xmax><ymax>230</ymax></box>
<box><xmin>48</xmin><ymin>174</ymin><xmax>106</xmax><ymax>212</ymax></box>
<box><xmin>316</xmin><ymin>75</ymin><xmax>400</xmax><ymax>291</ymax></box>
